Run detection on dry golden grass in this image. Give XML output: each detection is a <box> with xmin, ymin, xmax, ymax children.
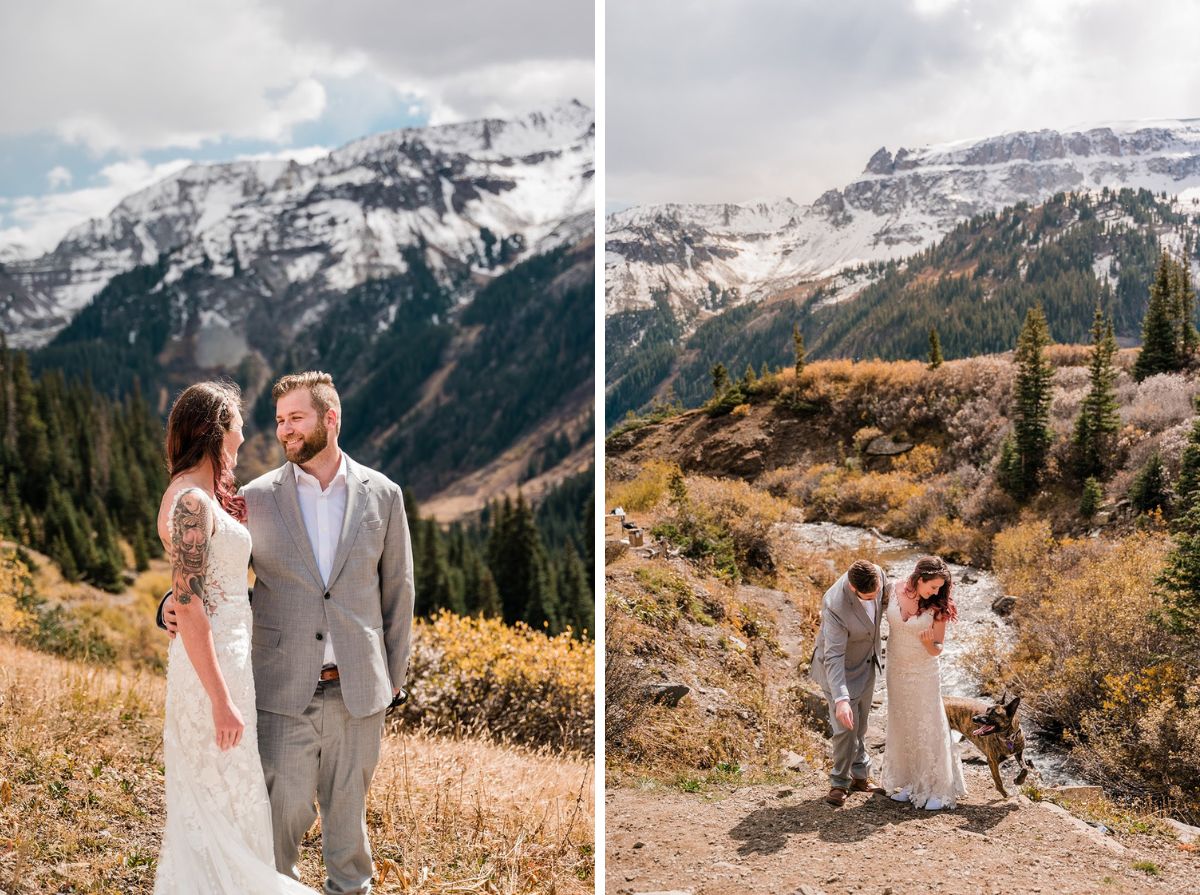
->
<box><xmin>0</xmin><ymin>636</ymin><xmax>593</xmax><ymax>894</ymax></box>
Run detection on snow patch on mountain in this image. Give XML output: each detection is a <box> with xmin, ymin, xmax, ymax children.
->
<box><xmin>0</xmin><ymin>101</ymin><xmax>594</xmax><ymax>348</ymax></box>
<box><xmin>606</xmin><ymin>118</ymin><xmax>1200</xmax><ymax>329</ymax></box>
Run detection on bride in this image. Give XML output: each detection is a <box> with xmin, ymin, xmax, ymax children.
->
<box><xmin>881</xmin><ymin>555</ymin><xmax>966</xmax><ymax>810</ymax></box>
<box><xmin>154</xmin><ymin>382</ymin><xmax>316</xmax><ymax>894</ymax></box>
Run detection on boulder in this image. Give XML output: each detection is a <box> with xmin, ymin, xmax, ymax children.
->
<box><xmin>991</xmin><ymin>594</ymin><xmax>1018</xmax><ymax>616</ymax></box>
<box><xmin>864</xmin><ymin>435</ymin><xmax>915</xmax><ymax>457</ymax></box>
<box><xmin>643</xmin><ymin>683</ymin><xmax>690</xmax><ymax>707</ymax></box>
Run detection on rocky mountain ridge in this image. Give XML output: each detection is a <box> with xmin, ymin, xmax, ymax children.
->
<box><xmin>2</xmin><ymin>101</ymin><xmax>594</xmax><ymax>348</ymax></box>
<box><xmin>606</xmin><ymin>118</ymin><xmax>1200</xmax><ymax>329</ymax></box>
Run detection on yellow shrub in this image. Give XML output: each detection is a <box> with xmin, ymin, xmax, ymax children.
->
<box><xmin>917</xmin><ymin>516</ymin><xmax>981</xmax><ymax>565</ymax></box>
<box><xmin>894</xmin><ymin>444</ymin><xmax>941</xmax><ymax>478</ymax></box>
<box><xmin>607</xmin><ymin>459</ymin><xmax>678</xmax><ymax>513</ymax></box>
<box><xmin>991</xmin><ymin>517</ymin><xmax>1056</xmax><ymax>600</ymax></box>
<box><xmin>397</xmin><ymin>611</ymin><xmax>594</xmax><ymax>754</ymax></box>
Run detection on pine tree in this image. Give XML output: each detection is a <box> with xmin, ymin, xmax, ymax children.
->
<box><xmin>1151</xmin><ymin>506</ymin><xmax>1200</xmax><ymax>643</ymax></box>
<box><xmin>1180</xmin><ymin>255</ymin><xmax>1199</xmax><ymax>356</ymax></box>
<box><xmin>1130</xmin><ymin>452</ymin><xmax>1171</xmax><ymax>515</ymax></box>
<box><xmin>1002</xmin><ymin>306</ymin><xmax>1054</xmax><ymax>500</ymax></box>
<box><xmin>1134</xmin><ymin>252</ymin><xmax>1182</xmax><ymax>381</ymax></box>
<box><xmin>1071</xmin><ymin>306</ymin><xmax>1120</xmax><ymax>481</ymax></box>
<box><xmin>1080</xmin><ymin>476</ymin><xmax>1103</xmax><ymax>520</ymax></box>
<box><xmin>741</xmin><ymin>362</ymin><xmax>757</xmax><ymax>391</ymax></box>
<box><xmin>792</xmin><ymin>323</ymin><xmax>806</xmax><ymax>377</ymax></box>
<box><xmin>1176</xmin><ymin>399</ymin><xmax>1200</xmax><ymax>524</ymax></box>
<box><xmin>927</xmin><ymin>326</ymin><xmax>944</xmax><ymax>370</ymax></box>
<box><xmin>710</xmin><ymin>363</ymin><xmax>728</xmax><ymax>398</ymax></box>
<box><xmin>556</xmin><ymin>544</ymin><xmax>593</xmax><ymax>637</ymax></box>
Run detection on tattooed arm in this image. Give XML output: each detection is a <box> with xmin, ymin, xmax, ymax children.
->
<box><xmin>170</xmin><ymin>488</ymin><xmax>245</xmax><ymax>752</ymax></box>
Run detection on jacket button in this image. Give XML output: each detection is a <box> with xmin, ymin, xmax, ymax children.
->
<box><xmin>316</xmin><ymin>633</ymin><xmax>324</xmax><ymax>641</ymax></box>
<box><xmin>324</xmin><ymin>592</ymin><xmax>331</xmax><ymax>600</ymax></box>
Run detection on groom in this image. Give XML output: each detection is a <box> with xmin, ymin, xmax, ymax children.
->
<box><xmin>809</xmin><ymin>559</ymin><xmax>887</xmax><ymax>808</ymax></box>
<box><xmin>165</xmin><ymin>371</ymin><xmax>415</xmax><ymax>894</ymax></box>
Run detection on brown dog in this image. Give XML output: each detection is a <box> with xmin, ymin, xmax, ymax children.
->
<box><xmin>943</xmin><ymin>695</ymin><xmax>1032</xmax><ymax>797</ymax></box>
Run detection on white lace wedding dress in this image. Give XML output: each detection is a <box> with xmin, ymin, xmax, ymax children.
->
<box><xmin>880</xmin><ymin>598</ymin><xmax>967</xmax><ymax>808</ymax></box>
<box><xmin>155</xmin><ymin>494</ymin><xmax>317</xmax><ymax>894</ymax></box>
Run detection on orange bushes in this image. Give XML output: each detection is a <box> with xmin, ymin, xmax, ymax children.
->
<box><xmin>394</xmin><ymin>611</ymin><xmax>595</xmax><ymax>754</ymax></box>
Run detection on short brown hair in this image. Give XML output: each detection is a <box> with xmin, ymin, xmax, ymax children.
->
<box><xmin>272</xmin><ymin>371</ymin><xmax>342</xmax><ymax>433</ymax></box>
<box><xmin>847</xmin><ymin>560</ymin><xmax>880</xmax><ymax>594</ymax></box>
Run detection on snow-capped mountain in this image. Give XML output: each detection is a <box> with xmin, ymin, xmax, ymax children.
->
<box><xmin>1</xmin><ymin>101</ymin><xmax>594</xmax><ymax>348</ymax></box>
<box><xmin>606</xmin><ymin>119</ymin><xmax>1200</xmax><ymax>325</ymax></box>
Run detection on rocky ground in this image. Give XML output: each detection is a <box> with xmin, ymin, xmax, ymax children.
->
<box><xmin>606</xmin><ymin>760</ymin><xmax>1200</xmax><ymax>895</ymax></box>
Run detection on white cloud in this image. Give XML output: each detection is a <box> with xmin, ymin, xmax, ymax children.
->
<box><xmin>0</xmin><ymin>0</ymin><xmax>345</xmax><ymax>153</ymax></box>
<box><xmin>262</xmin><ymin>0</ymin><xmax>594</xmax><ymax>124</ymax></box>
<box><xmin>1</xmin><ymin>158</ymin><xmax>193</xmax><ymax>257</ymax></box>
<box><xmin>46</xmin><ymin>166</ymin><xmax>72</xmax><ymax>190</ymax></box>
<box><xmin>608</xmin><ymin>0</ymin><xmax>1200</xmax><ymax>206</ymax></box>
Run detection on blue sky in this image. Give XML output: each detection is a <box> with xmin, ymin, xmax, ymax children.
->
<box><xmin>0</xmin><ymin>0</ymin><xmax>592</xmax><ymax>257</ymax></box>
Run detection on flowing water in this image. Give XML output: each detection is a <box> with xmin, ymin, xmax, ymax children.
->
<box><xmin>785</xmin><ymin>520</ymin><xmax>1084</xmax><ymax>786</ymax></box>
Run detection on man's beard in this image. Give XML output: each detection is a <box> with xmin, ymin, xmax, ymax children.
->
<box><xmin>283</xmin><ymin>425</ymin><xmax>328</xmax><ymax>464</ymax></box>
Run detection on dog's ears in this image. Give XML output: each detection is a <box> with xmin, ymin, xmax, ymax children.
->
<box><xmin>1005</xmin><ymin>695</ymin><xmax>1021</xmax><ymax>717</ymax></box>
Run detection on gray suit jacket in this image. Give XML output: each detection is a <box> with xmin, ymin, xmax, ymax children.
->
<box><xmin>809</xmin><ymin>565</ymin><xmax>888</xmax><ymax>704</ymax></box>
<box><xmin>241</xmin><ymin>454</ymin><xmax>415</xmax><ymax>719</ymax></box>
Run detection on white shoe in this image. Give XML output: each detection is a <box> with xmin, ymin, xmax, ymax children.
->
<box><xmin>923</xmin><ymin>797</ymin><xmax>945</xmax><ymax>810</ymax></box>
<box><xmin>889</xmin><ymin>788</ymin><xmax>911</xmax><ymax>803</ymax></box>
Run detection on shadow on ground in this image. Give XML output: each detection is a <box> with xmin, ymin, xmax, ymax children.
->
<box><xmin>730</xmin><ymin>792</ymin><xmax>1023</xmax><ymax>856</ymax></box>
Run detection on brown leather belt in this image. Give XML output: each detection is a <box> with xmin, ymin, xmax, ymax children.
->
<box><xmin>319</xmin><ymin>666</ymin><xmax>339</xmax><ymax>682</ymax></box>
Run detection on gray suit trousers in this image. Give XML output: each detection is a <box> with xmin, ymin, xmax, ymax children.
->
<box><xmin>258</xmin><ymin>682</ymin><xmax>386</xmax><ymax>895</ymax></box>
<box><xmin>824</xmin><ymin>669</ymin><xmax>875</xmax><ymax>789</ymax></box>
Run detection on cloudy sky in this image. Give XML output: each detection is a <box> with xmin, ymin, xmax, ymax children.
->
<box><xmin>608</xmin><ymin>0</ymin><xmax>1200</xmax><ymax>211</ymax></box>
<box><xmin>0</xmin><ymin>0</ymin><xmax>592</xmax><ymax>257</ymax></box>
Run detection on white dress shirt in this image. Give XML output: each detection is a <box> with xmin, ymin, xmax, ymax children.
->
<box><xmin>294</xmin><ymin>453</ymin><xmax>349</xmax><ymax>668</ymax></box>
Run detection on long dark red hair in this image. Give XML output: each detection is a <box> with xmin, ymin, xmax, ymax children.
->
<box><xmin>903</xmin><ymin>555</ymin><xmax>958</xmax><ymax>623</ymax></box>
<box><xmin>165</xmin><ymin>381</ymin><xmax>247</xmax><ymax>523</ymax></box>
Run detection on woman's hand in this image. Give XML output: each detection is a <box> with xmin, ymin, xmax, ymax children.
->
<box><xmin>212</xmin><ymin>699</ymin><xmax>245</xmax><ymax>751</ymax></box>
<box><xmin>919</xmin><ymin>624</ymin><xmax>945</xmax><ymax>656</ymax></box>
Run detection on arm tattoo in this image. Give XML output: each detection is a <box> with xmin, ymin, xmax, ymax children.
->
<box><xmin>171</xmin><ymin>490</ymin><xmax>214</xmax><ymax>616</ymax></box>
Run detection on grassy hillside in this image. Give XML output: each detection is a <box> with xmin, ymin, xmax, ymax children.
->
<box><xmin>606</xmin><ymin>353</ymin><xmax>1200</xmax><ymax>823</ymax></box>
<box><xmin>0</xmin><ymin>549</ymin><xmax>594</xmax><ymax>893</ymax></box>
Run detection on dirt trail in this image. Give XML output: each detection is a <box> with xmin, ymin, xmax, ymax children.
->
<box><xmin>609</xmin><ymin>573</ymin><xmax>1200</xmax><ymax>895</ymax></box>
<box><xmin>607</xmin><ymin>765</ymin><xmax>1200</xmax><ymax>895</ymax></box>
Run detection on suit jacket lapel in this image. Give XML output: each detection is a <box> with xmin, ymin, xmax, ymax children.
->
<box><xmin>326</xmin><ymin>456</ymin><xmax>369</xmax><ymax>589</ymax></box>
<box><xmin>272</xmin><ymin>464</ymin><xmax>325</xmax><ymax>590</ymax></box>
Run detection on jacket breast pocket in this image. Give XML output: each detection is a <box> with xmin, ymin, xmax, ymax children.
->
<box><xmin>362</xmin><ymin>518</ymin><xmax>384</xmax><ymax>531</ymax></box>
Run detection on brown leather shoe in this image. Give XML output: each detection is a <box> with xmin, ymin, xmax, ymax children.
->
<box><xmin>850</xmin><ymin>777</ymin><xmax>882</xmax><ymax>793</ymax></box>
<box><xmin>825</xmin><ymin>786</ymin><xmax>848</xmax><ymax>807</ymax></box>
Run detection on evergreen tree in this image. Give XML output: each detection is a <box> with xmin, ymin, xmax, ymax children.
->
<box><xmin>1130</xmin><ymin>451</ymin><xmax>1171</xmax><ymax>515</ymax></box>
<box><xmin>1181</xmin><ymin>255</ymin><xmax>1200</xmax><ymax>357</ymax></box>
<box><xmin>1175</xmin><ymin>399</ymin><xmax>1200</xmax><ymax>524</ymax></box>
<box><xmin>1002</xmin><ymin>306</ymin><xmax>1054</xmax><ymax>500</ymax></box>
<box><xmin>1134</xmin><ymin>252</ymin><xmax>1182</xmax><ymax>381</ymax></box>
<box><xmin>1071</xmin><ymin>306</ymin><xmax>1120</xmax><ymax>480</ymax></box>
<box><xmin>1151</xmin><ymin>504</ymin><xmax>1200</xmax><ymax>645</ymax></box>
<box><xmin>555</xmin><ymin>544</ymin><xmax>593</xmax><ymax>636</ymax></box>
<box><xmin>741</xmin><ymin>362</ymin><xmax>756</xmax><ymax>391</ymax></box>
<box><xmin>927</xmin><ymin>326</ymin><xmax>944</xmax><ymax>370</ymax></box>
<box><xmin>710</xmin><ymin>363</ymin><xmax>728</xmax><ymax>398</ymax></box>
<box><xmin>792</xmin><ymin>324</ymin><xmax>806</xmax><ymax>377</ymax></box>
<box><xmin>1080</xmin><ymin>476</ymin><xmax>1103</xmax><ymax>520</ymax></box>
